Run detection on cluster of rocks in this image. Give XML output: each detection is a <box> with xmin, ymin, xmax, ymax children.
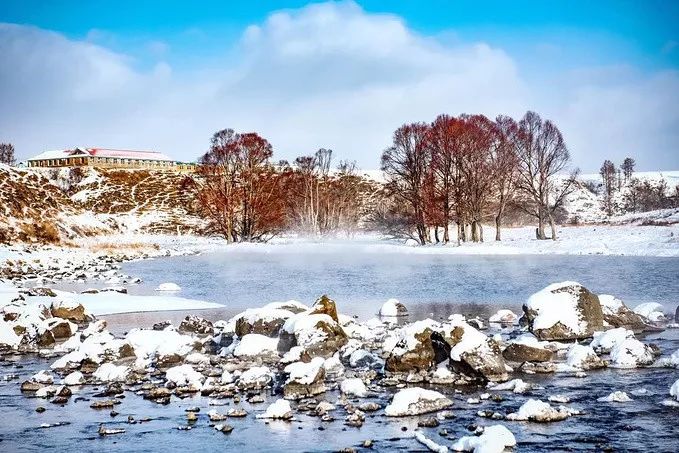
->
<box><xmin>1</xmin><ymin>280</ymin><xmax>677</xmax><ymax>451</ymax></box>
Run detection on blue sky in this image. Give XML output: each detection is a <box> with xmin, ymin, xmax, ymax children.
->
<box><xmin>1</xmin><ymin>1</ymin><xmax>678</xmax><ymax>170</ymax></box>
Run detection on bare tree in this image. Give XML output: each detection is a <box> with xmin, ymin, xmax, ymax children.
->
<box><xmin>491</xmin><ymin>116</ymin><xmax>519</xmax><ymax>241</ymax></box>
<box><xmin>381</xmin><ymin>123</ymin><xmax>431</xmax><ymax>245</ymax></box>
<box><xmin>0</xmin><ymin>143</ymin><xmax>16</xmax><ymax>166</ymax></box>
<box><xmin>515</xmin><ymin>111</ymin><xmax>577</xmax><ymax>240</ymax></box>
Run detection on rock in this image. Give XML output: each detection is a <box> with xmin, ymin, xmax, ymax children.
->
<box><xmin>155</xmin><ymin>282</ymin><xmax>181</xmax><ymax>292</ymax></box>
<box><xmin>23</xmin><ymin>287</ymin><xmax>57</xmax><ymax>297</ymax></box>
<box><xmin>237</xmin><ymin>366</ymin><xmax>272</xmax><ymax>390</ymax></box>
<box><xmin>503</xmin><ymin>343</ymin><xmax>554</xmax><ymax>363</ymax></box>
<box><xmin>280</xmin><ymin>311</ymin><xmax>348</xmax><ymax>360</ymax></box>
<box><xmin>379</xmin><ymin>299</ymin><xmax>408</xmax><ymax>317</ymax></box>
<box><xmin>451</xmin><ymin>425</ymin><xmax>516</xmax><ymax>452</ymax></box>
<box><xmin>489</xmin><ymin>309</ymin><xmax>518</xmax><ymax>324</ymax></box>
<box><xmin>383</xmin><ymin>320</ymin><xmax>438</xmax><ymax>373</ymax></box>
<box><xmin>233</xmin><ymin>334</ymin><xmax>279</xmax><ymax>360</ymax></box>
<box><xmin>98</xmin><ymin>424</ymin><xmax>125</xmax><ymax>436</ymax></box>
<box><xmin>178</xmin><ymin>315</ymin><xmax>213</xmax><ymax>335</ymax></box>
<box><xmin>90</xmin><ymin>399</ymin><xmax>121</xmax><ymax>409</ymax></box>
<box><xmin>152</xmin><ymin>320</ymin><xmax>172</xmax><ymax>331</ymax></box>
<box><xmin>256</xmin><ymin>399</ymin><xmax>293</xmax><ymax>420</ymax></box>
<box><xmin>522</xmin><ymin>282</ymin><xmax>604</xmax><ymax>341</ymax></box>
<box><xmin>234</xmin><ymin>307</ymin><xmax>294</xmax><ymax>337</ymax></box>
<box><xmin>46</xmin><ymin>318</ymin><xmax>77</xmax><ymax>339</ymax></box>
<box><xmin>283</xmin><ymin>357</ymin><xmax>326</xmax><ymax>400</ymax></box>
<box><xmin>21</xmin><ymin>380</ymin><xmax>42</xmax><ymax>392</ymax></box>
<box><xmin>349</xmin><ymin>349</ymin><xmax>383</xmax><ymax>370</ymax></box>
<box><xmin>591</xmin><ymin>328</ymin><xmax>635</xmax><ymax>353</ymax></box>
<box><xmin>358</xmin><ymin>402</ymin><xmax>380</xmax><ymax>412</ymax></box>
<box><xmin>597</xmin><ymin>391</ymin><xmax>632</xmax><ymax>402</ymax></box>
<box><xmin>344</xmin><ymin>410</ymin><xmax>365</xmax><ymax>427</ymax></box>
<box><xmin>309</xmin><ymin>295</ymin><xmax>339</xmax><ymax>323</ymax></box>
<box><xmin>417</xmin><ymin>417</ymin><xmax>440</xmax><ymax>427</ymax></box>
<box><xmin>37</xmin><ymin>329</ymin><xmax>56</xmax><ymax>347</ymax></box>
<box><xmin>633</xmin><ymin>303</ymin><xmax>666</xmax><ymax>323</ymax></box>
<box><xmin>506</xmin><ymin>398</ymin><xmax>580</xmax><ymax>422</ymax></box>
<box><xmin>214</xmin><ymin>423</ymin><xmax>233</xmax><ymax>434</ymax></box>
<box><xmin>384</xmin><ymin>387</ymin><xmax>453</xmax><ymax>417</ymax></box>
<box><xmin>443</xmin><ymin>320</ymin><xmax>508</xmax><ymax>382</ymax></box>
<box><xmin>340</xmin><ymin>378</ymin><xmax>368</xmax><ymax>398</ymax></box>
<box><xmin>50</xmin><ymin>299</ymin><xmax>89</xmax><ymax>323</ymax></box>
<box><xmin>565</xmin><ymin>344</ymin><xmax>607</xmax><ymax>370</ymax></box>
<box><xmin>610</xmin><ymin>338</ymin><xmax>655</xmax><ymax>368</ymax></box>
<box><xmin>227</xmin><ymin>408</ymin><xmax>248</xmax><ymax>418</ymax></box>
<box><xmin>598</xmin><ymin>295</ymin><xmax>648</xmax><ymax>331</ymax></box>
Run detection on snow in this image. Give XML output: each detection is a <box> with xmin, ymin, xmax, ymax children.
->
<box><xmin>598</xmin><ymin>294</ymin><xmax>624</xmax><ymax>316</ymax></box>
<box><xmin>379</xmin><ymin>298</ymin><xmax>406</xmax><ymax>317</ymax></box>
<box><xmin>657</xmin><ymin>349</ymin><xmax>679</xmax><ymax>368</ymax></box>
<box><xmin>447</xmin><ymin>320</ymin><xmax>489</xmax><ymax>361</ymax></box>
<box><xmin>451</xmin><ymin>424</ymin><xmax>517</xmax><ymax>453</ymax></box>
<box><xmin>591</xmin><ymin>328</ymin><xmax>635</xmax><ymax>353</ymax></box>
<box><xmin>384</xmin><ymin>387</ymin><xmax>453</xmax><ymax>416</ymax></box>
<box><xmin>26</xmin><ymin>290</ymin><xmax>221</xmax><ymax>316</ymax></box>
<box><xmin>489</xmin><ymin>309</ymin><xmax>518</xmax><ymax>324</ymax></box>
<box><xmin>233</xmin><ymin>334</ymin><xmax>279</xmax><ymax>358</ymax></box>
<box><xmin>256</xmin><ymin>399</ymin><xmax>293</xmax><ymax>420</ymax></box>
<box><xmin>93</xmin><ymin>363</ymin><xmax>129</xmax><ymax>382</ymax></box>
<box><xmin>609</xmin><ymin>338</ymin><xmax>654</xmax><ymax>368</ymax></box>
<box><xmin>0</xmin><ymin>319</ymin><xmax>21</xmax><ymax>347</ymax></box>
<box><xmin>125</xmin><ymin>328</ymin><xmax>195</xmax><ymax>360</ymax></box>
<box><xmin>383</xmin><ymin>319</ymin><xmax>441</xmax><ymax>356</ymax></box>
<box><xmin>633</xmin><ymin>302</ymin><xmax>666</xmax><ymax>322</ymax></box>
<box><xmin>597</xmin><ymin>391</ymin><xmax>632</xmax><ymax>402</ymax></box>
<box><xmin>525</xmin><ymin>281</ymin><xmax>587</xmax><ymax>333</ymax></box>
<box><xmin>671</xmin><ymin>379</ymin><xmax>679</xmax><ymax>401</ymax></box>
<box><xmin>284</xmin><ymin>357</ymin><xmax>324</xmax><ymax>385</ymax></box>
<box><xmin>283</xmin><ymin>313</ymin><xmax>335</xmax><ymax>334</ymax></box>
<box><xmin>165</xmin><ymin>364</ymin><xmax>204</xmax><ymax>388</ymax></box>
<box><xmin>414</xmin><ymin>431</ymin><xmax>449</xmax><ymax>453</ymax></box>
<box><xmin>340</xmin><ymin>378</ymin><xmax>368</xmax><ymax>397</ymax></box>
<box><xmin>155</xmin><ymin>282</ymin><xmax>181</xmax><ymax>292</ymax></box>
<box><xmin>238</xmin><ymin>366</ymin><xmax>271</xmax><ymax>387</ymax></box>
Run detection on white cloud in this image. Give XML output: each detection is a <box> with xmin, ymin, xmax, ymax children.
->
<box><xmin>0</xmin><ymin>1</ymin><xmax>677</xmax><ymax>171</ymax></box>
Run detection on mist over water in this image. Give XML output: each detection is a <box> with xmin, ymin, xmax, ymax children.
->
<box><xmin>112</xmin><ymin>241</ymin><xmax>679</xmax><ymax>321</ymax></box>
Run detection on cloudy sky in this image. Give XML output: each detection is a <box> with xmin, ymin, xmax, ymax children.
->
<box><xmin>1</xmin><ymin>0</ymin><xmax>678</xmax><ymax>171</ymax></box>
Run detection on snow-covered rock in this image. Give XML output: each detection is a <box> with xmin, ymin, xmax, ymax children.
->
<box><xmin>283</xmin><ymin>357</ymin><xmax>326</xmax><ymax>400</ymax></box>
<box><xmin>233</xmin><ymin>334</ymin><xmax>279</xmax><ymax>359</ymax></box>
<box><xmin>63</xmin><ymin>371</ymin><xmax>84</xmax><ymax>385</ymax></box>
<box><xmin>633</xmin><ymin>302</ymin><xmax>666</xmax><ymax>322</ymax></box>
<box><xmin>0</xmin><ymin>319</ymin><xmax>21</xmax><ymax>349</ymax></box>
<box><xmin>155</xmin><ymin>282</ymin><xmax>181</xmax><ymax>292</ymax></box>
<box><xmin>598</xmin><ymin>295</ymin><xmax>647</xmax><ymax>330</ymax></box>
<box><xmin>237</xmin><ymin>366</ymin><xmax>272</xmax><ymax>390</ymax></box>
<box><xmin>565</xmin><ymin>344</ymin><xmax>606</xmax><ymax>370</ymax></box>
<box><xmin>591</xmin><ymin>327</ymin><xmax>635</xmax><ymax>353</ymax></box>
<box><xmin>522</xmin><ymin>282</ymin><xmax>604</xmax><ymax>341</ymax></box>
<box><xmin>506</xmin><ymin>398</ymin><xmax>580</xmax><ymax>422</ymax></box>
<box><xmin>609</xmin><ymin>338</ymin><xmax>655</xmax><ymax>368</ymax></box>
<box><xmin>384</xmin><ymin>387</ymin><xmax>453</xmax><ymax>416</ymax></box>
<box><xmin>340</xmin><ymin>378</ymin><xmax>368</xmax><ymax>398</ymax></box>
<box><xmin>165</xmin><ymin>364</ymin><xmax>204</xmax><ymax>388</ymax></box>
<box><xmin>93</xmin><ymin>363</ymin><xmax>129</xmax><ymax>382</ymax></box>
<box><xmin>597</xmin><ymin>391</ymin><xmax>632</xmax><ymax>402</ymax></box>
<box><xmin>379</xmin><ymin>298</ymin><xmax>408</xmax><ymax>317</ymax></box>
<box><xmin>489</xmin><ymin>309</ymin><xmax>518</xmax><ymax>324</ymax></box>
<box><xmin>32</xmin><ymin>370</ymin><xmax>54</xmax><ymax>384</ymax></box>
<box><xmin>232</xmin><ymin>307</ymin><xmax>295</xmax><ymax>337</ymax></box>
<box><xmin>451</xmin><ymin>424</ymin><xmax>517</xmax><ymax>452</ymax></box>
<box><xmin>383</xmin><ymin>319</ymin><xmax>440</xmax><ymax>372</ymax></box>
<box><xmin>280</xmin><ymin>299</ymin><xmax>348</xmax><ymax>359</ymax></box>
<box><xmin>489</xmin><ymin>378</ymin><xmax>531</xmax><ymax>394</ymax></box>
<box><xmin>503</xmin><ymin>335</ymin><xmax>553</xmax><ymax>363</ymax></box>
<box><xmin>256</xmin><ymin>399</ymin><xmax>293</xmax><ymax>420</ymax></box>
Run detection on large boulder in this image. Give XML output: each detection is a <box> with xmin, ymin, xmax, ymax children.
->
<box><xmin>279</xmin><ymin>298</ymin><xmax>348</xmax><ymax>360</ymax></box>
<box><xmin>503</xmin><ymin>342</ymin><xmax>554</xmax><ymax>363</ymax></box>
<box><xmin>598</xmin><ymin>295</ymin><xmax>648</xmax><ymax>331</ymax></box>
<box><xmin>283</xmin><ymin>357</ymin><xmax>326</xmax><ymax>400</ymax></box>
<box><xmin>442</xmin><ymin>320</ymin><xmax>508</xmax><ymax>382</ymax></box>
<box><xmin>384</xmin><ymin>387</ymin><xmax>453</xmax><ymax>416</ymax></box>
<box><xmin>178</xmin><ymin>315</ymin><xmax>214</xmax><ymax>335</ymax></box>
<box><xmin>50</xmin><ymin>299</ymin><xmax>89</xmax><ymax>323</ymax></box>
<box><xmin>383</xmin><ymin>320</ymin><xmax>439</xmax><ymax>373</ymax></box>
<box><xmin>522</xmin><ymin>282</ymin><xmax>604</xmax><ymax>341</ymax></box>
<box><xmin>234</xmin><ymin>307</ymin><xmax>294</xmax><ymax>338</ymax></box>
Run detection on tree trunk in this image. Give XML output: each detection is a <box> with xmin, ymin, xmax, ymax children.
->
<box><xmin>443</xmin><ymin>223</ymin><xmax>449</xmax><ymax>244</ymax></box>
<box><xmin>471</xmin><ymin>221</ymin><xmax>479</xmax><ymax>242</ymax></box>
<box><xmin>536</xmin><ymin>212</ymin><xmax>547</xmax><ymax>240</ymax></box>
<box><xmin>434</xmin><ymin>227</ymin><xmax>440</xmax><ymax>244</ymax></box>
<box><xmin>548</xmin><ymin>211</ymin><xmax>557</xmax><ymax>240</ymax></box>
<box><xmin>495</xmin><ymin>214</ymin><xmax>502</xmax><ymax>241</ymax></box>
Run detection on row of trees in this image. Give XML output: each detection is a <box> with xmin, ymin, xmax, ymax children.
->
<box><xmin>191</xmin><ymin>129</ymin><xmax>370</xmax><ymax>242</ymax></box>
<box><xmin>600</xmin><ymin>157</ymin><xmax>635</xmax><ymax>215</ymax></box>
<box><xmin>378</xmin><ymin>111</ymin><xmax>577</xmax><ymax>244</ymax></box>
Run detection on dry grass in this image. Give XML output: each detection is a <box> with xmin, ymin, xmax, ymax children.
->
<box><xmin>87</xmin><ymin>241</ymin><xmax>161</xmax><ymax>254</ymax></box>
